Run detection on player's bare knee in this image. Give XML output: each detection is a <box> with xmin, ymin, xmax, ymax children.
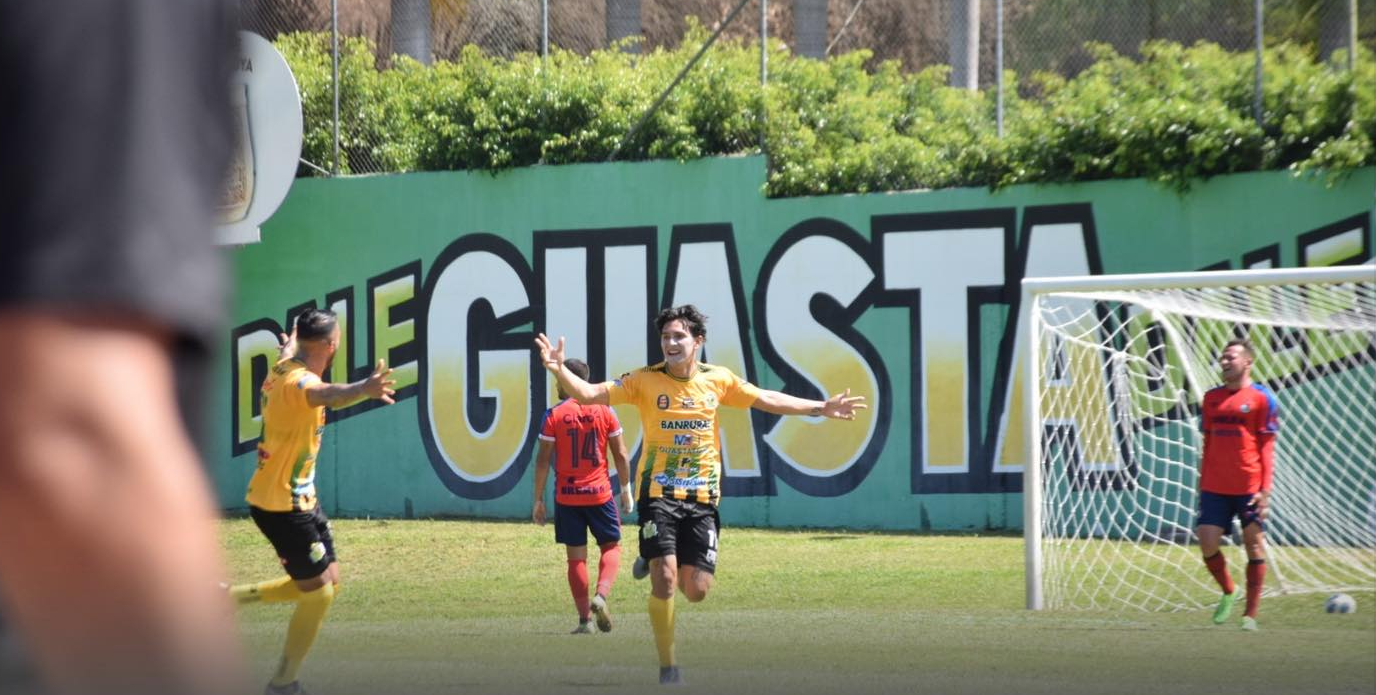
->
<box><xmin>682</xmin><ymin>587</ymin><xmax>708</xmax><ymax>603</ymax></box>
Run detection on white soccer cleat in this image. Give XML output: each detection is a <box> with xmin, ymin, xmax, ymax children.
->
<box><xmin>590</xmin><ymin>593</ymin><xmax>612</xmax><ymax>632</ymax></box>
<box><xmin>1240</xmin><ymin>616</ymin><xmax>1258</xmax><ymax>631</ymax></box>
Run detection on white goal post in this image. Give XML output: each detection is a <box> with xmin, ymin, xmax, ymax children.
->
<box><xmin>1022</xmin><ymin>265</ymin><xmax>1376</xmax><ymax>611</ymax></box>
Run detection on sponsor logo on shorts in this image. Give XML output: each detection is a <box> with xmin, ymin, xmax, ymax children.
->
<box><xmin>309</xmin><ymin>542</ymin><xmax>327</xmax><ymax>563</ymax></box>
<box><xmin>641</xmin><ymin>521</ymin><xmax>658</xmax><ymax>539</ymax></box>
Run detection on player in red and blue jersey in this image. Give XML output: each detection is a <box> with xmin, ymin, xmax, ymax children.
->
<box><xmin>531</xmin><ymin>358</ymin><xmax>633</xmax><ymax>634</ymax></box>
<box><xmin>1197</xmin><ymin>338</ymin><xmax>1279</xmax><ymax>631</ymax></box>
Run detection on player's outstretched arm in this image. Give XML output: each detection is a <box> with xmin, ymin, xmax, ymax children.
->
<box><xmin>534</xmin><ymin>333</ymin><xmax>610</xmax><ymax>405</ymax></box>
<box><xmin>751</xmin><ymin>388</ymin><xmax>867</xmax><ymax>420</ymax></box>
<box><xmin>305</xmin><ymin>358</ymin><xmax>397</xmax><ymax>408</ymax></box>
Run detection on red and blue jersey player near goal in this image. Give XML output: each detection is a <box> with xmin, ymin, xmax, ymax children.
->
<box><xmin>1197</xmin><ymin>337</ymin><xmax>1279</xmax><ymax>631</ymax></box>
<box><xmin>531</xmin><ymin>358</ymin><xmax>634</xmax><ymax>634</ymax></box>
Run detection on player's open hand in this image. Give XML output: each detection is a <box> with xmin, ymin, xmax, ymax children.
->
<box><xmin>534</xmin><ymin>333</ymin><xmax>566</xmax><ymax>374</ymax></box>
<box><xmin>275</xmin><ymin>326</ymin><xmax>299</xmax><ymax>365</ymax></box>
<box><xmin>821</xmin><ymin>389</ymin><xmax>867</xmax><ymax>420</ymax></box>
<box><xmin>1250</xmin><ymin>491</ymin><xmax>1270</xmax><ymax>523</ymax></box>
<box><xmin>366</xmin><ymin>358</ymin><xmax>397</xmax><ymax>404</ymax></box>
<box><xmin>532</xmin><ymin>499</ymin><xmax>547</xmax><ymax>526</ymax></box>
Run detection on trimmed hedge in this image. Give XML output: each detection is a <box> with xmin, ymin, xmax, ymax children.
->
<box><xmin>277</xmin><ymin>26</ymin><xmax>1375</xmax><ymax>196</ymax></box>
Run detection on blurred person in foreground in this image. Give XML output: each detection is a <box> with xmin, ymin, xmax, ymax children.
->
<box><xmin>0</xmin><ymin>1</ymin><xmax>247</xmax><ymax>694</ymax></box>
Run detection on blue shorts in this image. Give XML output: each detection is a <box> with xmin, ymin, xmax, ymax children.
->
<box><xmin>554</xmin><ymin>499</ymin><xmax>621</xmax><ymax>547</ymax></box>
<box><xmin>1197</xmin><ymin>491</ymin><xmax>1264</xmax><ymax>531</ymax></box>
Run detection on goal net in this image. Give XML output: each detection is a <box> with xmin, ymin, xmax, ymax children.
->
<box><xmin>1023</xmin><ymin>266</ymin><xmax>1376</xmax><ymax>611</ymax></box>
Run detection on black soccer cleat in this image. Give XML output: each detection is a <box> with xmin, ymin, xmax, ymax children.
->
<box><xmin>659</xmin><ymin>665</ymin><xmax>683</xmax><ymax>685</ymax></box>
<box><xmin>264</xmin><ymin>681</ymin><xmax>308</xmax><ymax>695</ymax></box>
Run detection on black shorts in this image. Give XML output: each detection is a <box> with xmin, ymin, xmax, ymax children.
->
<box><xmin>249</xmin><ymin>505</ymin><xmax>337</xmax><ymax>580</ymax></box>
<box><xmin>638</xmin><ymin>497</ymin><xmax>720</xmax><ymax>575</ymax></box>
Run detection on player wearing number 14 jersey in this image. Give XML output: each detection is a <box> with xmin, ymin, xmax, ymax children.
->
<box><xmin>531</xmin><ymin>359</ymin><xmax>632</xmax><ymax>634</ymax></box>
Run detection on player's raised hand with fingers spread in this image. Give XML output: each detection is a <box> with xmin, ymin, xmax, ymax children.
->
<box><xmin>820</xmin><ymin>389</ymin><xmax>867</xmax><ymax>420</ymax></box>
<box><xmin>366</xmin><ymin>358</ymin><xmax>397</xmax><ymax>404</ymax></box>
<box><xmin>276</xmin><ymin>325</ymin><xmax>299</xmax><ymax>364</ymax></box>
<box><xmin>535</xmin><ymin>333</ymin><xmax>567</xmax><ymax>373</ymax></box>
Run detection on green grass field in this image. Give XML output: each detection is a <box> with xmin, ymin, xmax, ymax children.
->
<box><xmin>223</xmin><ymin>518</ymin><xmax>1376</xmax><ymax>695</ymax></box>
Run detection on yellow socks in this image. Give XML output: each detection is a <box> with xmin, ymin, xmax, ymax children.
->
<box><xmin>647</xmin><ymin>594</ymin><xmax>676</xmax><ymax>667</ymax></box>
<box><xmin>269</xmin><ymin>582</ymin><xmax>336</xmax><ymax>687</ymax></box>
<box><xmin>230</xmin><ymin>576</ymin><xmax>304</xmax><ymax>605</ymax></box>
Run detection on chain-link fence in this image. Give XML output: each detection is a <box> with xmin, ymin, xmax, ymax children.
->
<box><xmin>237</xmin><ymin>0</ymin><xmax>1375</xmax><ymax>176</ymax></box>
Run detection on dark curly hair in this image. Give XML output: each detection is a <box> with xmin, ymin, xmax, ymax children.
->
<box><xmin>655</xmin><ymin>305</ymin><xmax>707</xmax><ymax>339</ymax></box>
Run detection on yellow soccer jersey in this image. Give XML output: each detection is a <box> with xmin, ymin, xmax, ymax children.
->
<box><xmin>247</xmin><ymin>359</ymin><xmax>326</xmax><ymax>512</ymax></box>
<box><xmin>605</xmin><ymin>362</ymin><xmax>760</xmax><ymax>505</ymax></box>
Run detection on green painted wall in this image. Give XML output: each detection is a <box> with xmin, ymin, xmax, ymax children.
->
<box><xmin>212</xmin><ymin>156</ymin><xmax>1375</xmax><ymax>530</ymax></box>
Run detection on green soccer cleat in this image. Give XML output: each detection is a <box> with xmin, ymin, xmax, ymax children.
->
<box><xmin>1212</xmin><ymin>590</ymin><xmax>1238</xmax><ymax>625</ymax></box>
<box><xmin>1241</xmin><ymin>616</ymin><xmax>1258</xmax><ymax>631</ymax></box>
<box><xmin>659</xmin><ymin>665</ymin><xmax>683</xmax><ymax>685</ymax></box>
<box><xmin>590</xmin><ymin>594</ymin><xmax>612</xmax><ymax>633</ymax></box>
<box><xmin>570</xmin><ymin>620</ymin><xmax>593</xmax><ymax>634</ymax></box>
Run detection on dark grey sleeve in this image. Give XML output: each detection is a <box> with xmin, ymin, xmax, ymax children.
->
<box><xmin>0</xmin><ymin>0</ymin><xmax>236</xmax><ymax>349</ymax></box>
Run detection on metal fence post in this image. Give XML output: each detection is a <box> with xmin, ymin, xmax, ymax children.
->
<box><xmin>761</xmin><ymin>0</ymin><xmax>769</xmax><ymax>86</ymax></box>
<box><xmin>331</xmin><ymin>0</ymin><xmax>339</xmax><ymax>176</ymax></box>
<box><xmin>1348</xmin><ymin>0</ymin><xmax>1357</xmax><ymax>72</ymax></box>
<box><xmin>996</xmin><ymin>0</ymin><xmax>1004</xmax><ymax>138</ymax></box>
<box><xmin>1253</xmin><ymin>0</ymin><xmax>1263</xmax><ymax>127</ymax></box>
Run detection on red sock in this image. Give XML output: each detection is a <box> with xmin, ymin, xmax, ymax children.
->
<box><xmin>1203</xmin><ymin>552</ymin><xmax>1235</xmax><ymax>594</ymax></box>
<box><xmin>596</xmin><ymin>542</ymin><xmax>622</xmax><ymax>598</ymax></box>
<box><xmin>567</xmin><ymin>559</ymin><xmax>590</xmax><ymax>620</ymax></box>
<box><xmin>1245</xmin><ymin>559</ymin><xmax>1266</xmax><ymax>618</ymax></box>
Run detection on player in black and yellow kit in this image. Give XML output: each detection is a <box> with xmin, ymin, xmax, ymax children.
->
<box><xmin>536</xmin><ymin>305</ymin><xmax>866</xmax><ymax>685</ymax></box>
<box><xmin>229</xmin><ymin>309</ymin><xmax>396</xmax><ymax>695</ymax></box>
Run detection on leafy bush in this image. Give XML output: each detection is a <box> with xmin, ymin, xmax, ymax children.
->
<box><xmin>276</xmin><ymin>31</ymin><xmax>1375</xmax><ymax>195</ymax></box>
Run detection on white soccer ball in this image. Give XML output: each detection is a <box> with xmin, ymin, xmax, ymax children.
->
<box><xmin>1324</xmin><ymin>593</ymin><xmax>1357</xmax><ymax>614</ymax></box>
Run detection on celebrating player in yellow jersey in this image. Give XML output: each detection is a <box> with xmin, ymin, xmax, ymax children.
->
<box><xmin>535</xmin><ymin>305</ymin><xmax>866</xmax><ymax>685</ymax></box>
<box><xmin>228</xmin><ymin>309</ymin><xmax>396</xmax><ymax>695</ymax></box>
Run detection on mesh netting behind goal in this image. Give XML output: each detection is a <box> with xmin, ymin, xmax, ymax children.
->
<box><xmin>1026</xmin><ymin>267</ymin><xmax>1376</xmax><ymax>611</ymax></box>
